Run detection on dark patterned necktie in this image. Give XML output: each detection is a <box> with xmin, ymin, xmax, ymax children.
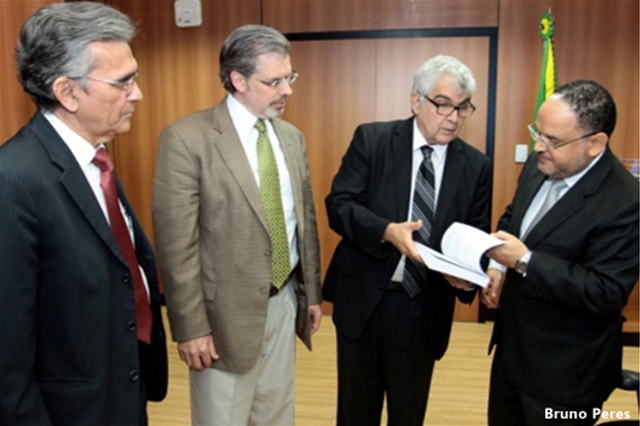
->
<box><xmin>93</xmin><ymin>148</ymin><xmax>152</xmax><ymax>343</ymax></box>
<box><xmin>255</xmin><ymin>119</ymin><xmax>291</xmax><ymax>289</ymax></box>
<box><xmin>402</xmin><ymin>146</ymin><xmax>435</xmax><ymax>298</ymax></box>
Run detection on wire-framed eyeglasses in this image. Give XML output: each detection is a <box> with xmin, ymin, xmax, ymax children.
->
<box><xmin>527</xmin><ymin>123</ymin><xmax>598</xmax><ymax>150</ymax></box>
<box><xmin>257</xmin><ymin>71</ymin><xmax>299</xmax><ymax>90</ymax></box>
<box><xmin>72</xmin><ymin>72</ymin><xmax>139</xmax><ymax>94</ymax></box>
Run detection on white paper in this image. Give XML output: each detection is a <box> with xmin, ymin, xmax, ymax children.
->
<box><xmin>415</xmin><ymin>222</ymin><xmax>505</xmax><ymax>288</ymax></box>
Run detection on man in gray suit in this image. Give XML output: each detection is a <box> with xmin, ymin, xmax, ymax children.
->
<box><xmin>153</xmin><ymin>24</ymin><xmax>322</xmax><ymax>426</ymax></box>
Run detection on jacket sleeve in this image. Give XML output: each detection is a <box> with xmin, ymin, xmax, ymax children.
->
<box><xmin>152</xmin><ymin>124</ymin><xmax>211</xmax><ymax>343</ymax></box>
<box><xmin>325</xmin><ymin>125</ymin><xmax>393</xmax><ymax>258</ymax></box>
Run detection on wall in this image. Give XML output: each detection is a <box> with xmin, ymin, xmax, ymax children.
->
<box><xmin>1</xmin><ymin>0</ymin><xmax>637</xmax><ymax>328</ymax></box>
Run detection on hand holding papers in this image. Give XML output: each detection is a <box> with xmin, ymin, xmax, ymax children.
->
<box><xmin>415</xmin><ymin>222</ymin><xmax>504</xmax><ymax>288</ymax></box>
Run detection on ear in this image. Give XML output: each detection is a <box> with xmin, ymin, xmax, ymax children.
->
<box><xmin>52</xmin><ymin>76</ymin><xmax>80</xmax><ymax>113</ymax></box>
<box><xmin>586</xmin><ymin>132</ymin><xmax>608</xmax><ymax>157</ymax></box>
<box><xmin>410</xmin><ymin>93</ymin><xmax>421</xmax><ymax>115</ymax></box>
<box><xmin>230</xmin><ymin>71</ymin><xmax>248</xmax><ymax>94</ymax></box>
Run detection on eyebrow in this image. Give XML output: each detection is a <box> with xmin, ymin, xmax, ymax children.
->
<box><xmin>432</xmin><ymin>95</ymin><xmax>472</xmax><ymax>105</ymax></box>
<box><xmin>117</xmin><ymin>69</ymin><xmax>139</xmax><ymax>82</ymax></box>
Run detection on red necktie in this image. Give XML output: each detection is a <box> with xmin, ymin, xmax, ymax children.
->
<box><xmin>93</xmin><ymin>148</ymin><xmax>152</xmax><ymax>344</ymax></box>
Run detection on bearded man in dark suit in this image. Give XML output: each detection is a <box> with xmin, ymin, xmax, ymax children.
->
<box><xmin>484</xmin><ymin>80</ymin><xmax>639</xmax><ymax>426</ymax></box>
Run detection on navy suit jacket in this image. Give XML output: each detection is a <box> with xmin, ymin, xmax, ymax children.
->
<box><xmin>491</xmin><ymin>148</ymin><xmax>639</xmax><ymax>406</ymax></box>
<box><xmin>324</xmin><ymin>117</ymin><xmax>492</xmax><ymax>360</ymax></box>
<box><xmin>0</xmin><ymin>112</ymin><xmax>168</xmax><ymax>426</ymax></box>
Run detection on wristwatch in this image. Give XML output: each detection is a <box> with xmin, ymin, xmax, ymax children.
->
<box><xmin>514</xmin><ymin>251</ymin><xmax>532</xmax><ymax>276</ymax></box>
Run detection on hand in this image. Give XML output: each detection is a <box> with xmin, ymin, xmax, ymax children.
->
<box><xmin>443</xmin><ymin>274</ymin><xmax>475</xmax><ymax>291</ymax></box>
<box><xmin>486</xmin><ymin>231</ymin><xmax>529</xmax><ymax>269</ymax></box>
<box><xmin>383</xmin><ymin>220</ymin><xmax>424</xmax><ymax>263</ymax></box>
<box><xmin>480</xmin><ymin>268</ymin><xmax>504</xmax><ymax>308</ymax></box>
<box><xmin>177</xmin><ymin>334</ymin><xmax>219</xmax><ymax>371</ymax></box>
<box><xmin>308</xmin><ymin>304</ymin><xmax>323</xmax><ymax>335</ymax></box>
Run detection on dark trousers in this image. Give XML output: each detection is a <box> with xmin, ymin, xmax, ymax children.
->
<box><xmin>489</xmin><ymin>348</ymin><xmax>603</xmax><ymax>426</ymax></box>
<box><xmin>336</xmin><ymin>289</ymin><xmax>435</xmax><ymax>426</ymax></box>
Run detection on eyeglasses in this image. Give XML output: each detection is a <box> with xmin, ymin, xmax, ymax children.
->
<box><xmin>74</xmin><ymin>72</ymin><xmax>139</xmax><ymax>94</ymax></box>
<box><xmin>422</xmin><ymin>95</ymin><xmax>476</xmax><ymax>118</ymax></box>
<box><xmin>257</xmin><ymin>71</ymin><xmax>298</xmax><ymax>90</ymax></box>
<box><xmin>527</xmin><ymin>123</ymin><xmax>598</xmax><ymax>150</ymax></box>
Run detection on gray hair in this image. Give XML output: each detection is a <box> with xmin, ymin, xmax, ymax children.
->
<box><xmin>552</xmin><ymin>80</ymin><xmax>617</xmax><ymax>137</ymax></box>
<box><xmin>219</xmin><ymin>24</ymin><xmax>290</xmax><ymax>93</ymax></box>
<box><xmin>411</xmin><ymin>55</ymin><xmax>476</xmax><ymax>100</ymax></box>
<box><xmin>16</xmin><ymin>1</ymin><xmax>136</xmax><ymax>111</ymax></box>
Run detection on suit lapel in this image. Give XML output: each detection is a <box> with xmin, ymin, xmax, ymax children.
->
<box><xmin>30</xmin><ymin>112</ymin><xmax>127</xmax><ymax>265</ymax></box>
<box><xmin>432</xmin><ymin>139</ymin><xmax>465</xmax><ymax>242</ymax></box>
<box><xmin>273</xmin><ymin>119</ymin><xmax>304</xmax><ymax>236</ymax></box>
<box><xmin>391</xmin><ymin>119</ymin><xmax>414</xmax><ymax>223</ymax></box>
<box><xmin>211</xmin><ymin>103</ymin><xmax>269</xmax><ymax>231</ymax></box>
<box><xmin>511</xmin><ymin>155</ymin><xmax>546</xmax><ymax>238</ymax></box>
<box><xmin>524</xmin><ymin>148</ymin><xmax>614</xmax><ymax>247</ymax></box>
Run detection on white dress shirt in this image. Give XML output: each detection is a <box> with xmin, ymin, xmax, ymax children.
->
<box><xmin>226</xmin><ymin>95</ymin><xmax>299</xmax><ymax>270</ymax></box>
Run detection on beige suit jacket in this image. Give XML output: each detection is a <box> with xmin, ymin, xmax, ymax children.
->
<box><xmin>153</xmin><ymin>100</ymin><xmax>322</xmax><ymax>374</ymax></box>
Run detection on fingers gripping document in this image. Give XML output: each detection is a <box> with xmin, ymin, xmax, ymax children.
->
<box><xmin>415</xmin><ymin>222</ymin><xmax>504</xmax><ymax>288</ymax></box>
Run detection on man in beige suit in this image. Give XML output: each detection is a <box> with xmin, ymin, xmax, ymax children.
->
<box><xmin>153</xmin><ymin>24</ymin><xmax>322</xmax><ymax>426</ymax></box>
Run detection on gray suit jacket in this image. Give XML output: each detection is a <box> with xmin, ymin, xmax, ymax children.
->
<box><xmin>153</xmin><ymin>99</ymin><xmax>322</xmax><ymax>374</ymax></box>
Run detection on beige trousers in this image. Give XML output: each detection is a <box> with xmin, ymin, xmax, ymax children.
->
<box><xmin>190</xmin><ymin>280</ymin><xmax>297</xmax><ymax>426</ymax></box>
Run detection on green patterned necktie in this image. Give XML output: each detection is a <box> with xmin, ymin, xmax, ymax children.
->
<box><xmin>255</xmin><ymin>118</ymin><xmax>291</xmax><ymax>289</ymax></box>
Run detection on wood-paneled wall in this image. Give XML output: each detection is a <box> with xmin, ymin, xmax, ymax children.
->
<box><xmin>1</xmin><ymin>0</ymin><xmax>637</xmax><ymax>328</ymax></box>
<box><xmin>0</xmin><ymin>0</ymin><xmax>52</xmax><ymax>142</ymax></box>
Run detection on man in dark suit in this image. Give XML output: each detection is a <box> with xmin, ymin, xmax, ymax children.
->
<box><xmin>484</xmin><ymin>80</ymin><xmax>639</xmax><ymax>426</ymax></box>
<box><xmin>0</xmin><ymin>3</ymin><xmax>168</xmax><ymax>425</ymax></box>
<box><xmin>324</xmin><ymin>55</ymin><xmax>492</xmax><ymax>426</ymax></box>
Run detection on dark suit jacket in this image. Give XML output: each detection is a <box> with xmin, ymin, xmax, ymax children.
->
<box><xmin>491</xmin><ymin>148</ymin><xmax>639</xmax><ymax>406</ymax></box>
<box><xmin>0</xmin><ymin>112</ymin><xmax>168</xmax><ymax>426</ymax></box>
<box><xmin>323</xmin><ymin>117</ymin><xmax>492</xmax><ymax>360</ymax></box>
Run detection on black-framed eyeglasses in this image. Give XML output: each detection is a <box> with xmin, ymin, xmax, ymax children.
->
<box><xmin>72</xmin><ymin>72</ymin><xmax>139</xmax><ymax>94</ymax></box>
<box><xmin>422</xmin><ymin>95</ymin><xmax>476</xmax><ymax>118</ymax></box>
<box><xmin>527</xmin><ymin>123</ymin><xmax>598</xmax><ymax>150</ymax></box>
<box><xmin>258</xmin><ymin>71</ymin><xmax>298</xmax><ymax>90</ymax></box>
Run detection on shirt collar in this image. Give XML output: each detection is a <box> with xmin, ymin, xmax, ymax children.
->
<box><xmin>226</xmin><ymin>93</ymin><xmax>267</xmax><ymax>139</ymax></box>
<box><xmin>412</xmin><ymin>118</ymin><xmax>447</xmax><ymax>160</ymax></box>
<box><xmin>42</xmin><ymin>110</ymin><xmax>100</xmax><ymax>169</ymax></box>
<box><xmin>558</xmin><ymin>148</ymin><xmax>605</xmax><ymax>188</ymax></box>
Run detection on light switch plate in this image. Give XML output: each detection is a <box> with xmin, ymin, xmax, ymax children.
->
<box><xmin>515</xmin><ymin>144</ymin><xmax>528</xmax><ymax>163</ymax></box>
<box><xmin>175</xmin><ymin>0</ymin><xmax>202</xmax><ymax>28</ymax></box>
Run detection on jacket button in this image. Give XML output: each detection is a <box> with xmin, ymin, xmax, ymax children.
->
<box><xmin>129</xmin><ymin>370</ymin><xmax>140</xmax><ymax>381</ymax></box>
<box><xmin>122</xmin><ymin>274</ymin><xmax>131</xmax><ymax>284</ymax></box>
<box><xmin>127</xmin><ymin>321</ymin><xmax>136</xmax><ymax>332</ymax></box>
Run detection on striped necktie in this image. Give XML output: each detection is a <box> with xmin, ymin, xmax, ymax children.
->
<box><xmin>402</xmin><ymin>145</ymin><xmax>435</xmax><ymax>298</ymax></box>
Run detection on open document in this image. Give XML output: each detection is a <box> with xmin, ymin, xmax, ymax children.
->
<box><xmin>415</xmin><ymin>222</ymin><xmax>504</xmax><ymax>288</ymax></box>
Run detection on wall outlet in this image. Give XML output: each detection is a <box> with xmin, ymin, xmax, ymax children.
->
<box><xmin>515</xmin><ymin>144</ymin><xmax>528</xmax><ymax>163</ymax></box>
<box><xmin>175</xmin><ymin>0</ymin><xmax>202</xmax><ymax>28</ymax></box>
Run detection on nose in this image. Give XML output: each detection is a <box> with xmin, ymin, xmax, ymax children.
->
<box><xmin>446</xmin><ymin>108</ymin><xmax>461</xmax><ymax>122</ymax></box>
<box><xmin>128</xmin><ymin>81</ymin><xmax>143</xmax><ymax>101</ymax></box>
<box><xmin>279</xmin><ymin>80</ymin><xmax>293</xmax><ymax>96</ymax></box>
<box><xmin>533</xmin><ymin>137</ymin><xmax>548</xmax><ymax>153</ymax></box>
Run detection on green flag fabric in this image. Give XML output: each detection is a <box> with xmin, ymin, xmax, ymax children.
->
<box><xmin>531</xmin><ymin>9</ymin><xmax>558</xmax><ymax>152</ymax></box>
